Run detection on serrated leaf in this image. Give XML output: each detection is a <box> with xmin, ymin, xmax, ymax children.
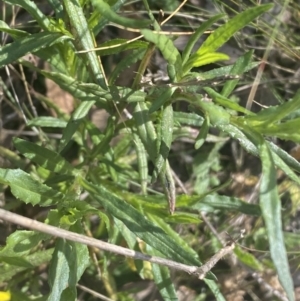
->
<box><xmin>196</xmin><ymin>4</ymin><xmax>272</xmax><ymax>56</ymax></box>
<box><xmin>141</xmin><ymin>29</ymin><xmax>183</xmax><ymax>79</ymax></box>
<box><xmin>0</xmin><ymin>168</ymin><xmax>66</xmax><ymax>206</ymax></box>
<box><xmin>0</xmin><ymin>248</ymin><xmax>53</xmax><ymax>283</ymax></box>
<box><xmin>0</xmin><ymin>230</ymin><xmax>48</xmax><ymax>257</ymax></box>
<box><xmin>48</xmin><ymin>223</ymin><xmax>89</xmax><ymax>301</ymax></box>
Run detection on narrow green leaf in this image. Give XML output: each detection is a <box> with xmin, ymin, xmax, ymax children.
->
<box><xmin>256</xmin><ymin>118</ymin><xmax>300</xmax><ymax>143</ymax></box>
<box><xmin>146</xmin><ymin>245</ymin><xmax>178</xmax><ymax>301</ymax></box>
<box><xmin>164</xmin><ymin>212</ymin><xmax>200</xmax><ymax>224</ymax></box>
<box><xmin>27</xmin><ymin>117</ymin><xmax>67</xmax><ymax>128</ymax></box>
<box><xmin>64</xmin><ymin>0</ymin><xmax>107</xmax><ymax>89</ymax></box>
<box><xmin>244</xmin><ymin>89</ymin><xmax>300</xmax><ymax>126</ymax></box>
<box><xmin>141</xmin><ymin>29</ymin><xmax>183</xmax><ymax>79</ymax></box>
<box><xmin>195</xmin><ymin>115</ymin><xmax>209</xmax><ymax>150</ymax></box>
<box><xmin>147</xmin><ymin>214</ymin><xmax>200</xmax><ymax>261</ymax></box>
<box><xmin>0</xmin><ymin>248</ymin><xmax>53</xmax><ymax>283</ymax></box>
<box><xmin>14</xmin><ymin>138</ymin><xmax>74</xmax><ymax>174</ymax></box>
<box><xmin>59</xmin><ymin>119</ymin><xmax>81</xmax><ymax>153</ymax></box>
<box><xmin>174</xmin><ymin>111</ymin><xmax>204</xmax><ymax>127</ymax></box>
<box><xmin>234</xmin><ymin>246</ymin><xmax>264</xmax><ymax>271</ymax></box>
<box><xmin>133</xmin><ymin>101</ymin><xmax>158</xmax><ymax>163</ymax></box>
<box><xmin>92</xmin><ymin>0</ymin><xmax>151</xmax><ymax>29</ymax></box>
<box><xmin>220</xmin><ymin>123</ymin><xmax>300</xmax><ymax>185</ymax></box>
<box><xmin>268</xmin><ymin>141</ymin><xmax>300</xmax><ymax>175</ymax></box>
<box><xmin>90</xmin><ymin>116</ymin><xmax>116</xmax><ymax>157</ymax></box>
<box><xmin>242</xmin><ymin>127</ymin><xmax>294</xmax><ymax>301</ymax></box>
<box><xmin>155</xmin><ymin>104</ymin><xmax>174</xmax><ymax>176</ymax></box>
<box><xmin>204</xmin><ymin>279</ymin><xmax>226</xmax><ymax>301</ymax></box>
<box><xmin>142</xmin><ymin>0</ymin><xmax>161</xmax><ymax>32</ymax></box>
<box><xmin>149</xmin><ymin>87</ymin><xmax>175</xmax><ymax>114</ymax></box>
<box><xmin>196</xmin><ymin>4</ymin><xmax>273</xmax><ymax>55</ymax></box>
<box><xmin>268</xmin><ymin>147</ymin><xmax>300</xmax><ymax>185</ymax></box>
<box><xmin>159</xmin><ymin>160</ymin><xmax>177</xmax><ymax>214</ymax></box>
<box><xmin>113</xmin><ymin>217</ymin><xmax>146</xmax><ymax>277</ymax></box>
<box><xmin>182</xmin><ymin>14</ymin><xmax>225</xmax><ymax>66</ymax></box>
<box><xmin>221</xmin><ymin>50</ymin><xmax>254</xmax><ymax>97</ymax></box>
<box><xmin>204</xmin><ymin>87</ymin><xmax>253</xmax><ymax>116</ymax></box>
<box><xmin>186</xmin><ymin>51</ymin><xmax>229</xmax><ymax>71</ymax></box>
<box><xmin>0</xmin><ymin>145</ymin><xmax>26</xmax><ymax>169</ymax></box>
<box><xmin>148</xmin><ymin>214</ymin><xmax>216</xmax><ymax>282</ymax></box>
<box><xmin>260</xmin><ymin>143</ymin><xmax>294</xmax><ymax>300</ymax></box>
<box><xmin>74</xmin><ymin>101</ymin><xmax>96</xmax><ymax>120</ymax></box>
<box><xmin>133</xmin><ymin>133</ymin><xmax>148</xmax><ymax>194</ymax></box>
<box><xmin>0</xmin><ymin>20</ymin><xmax>29</xmax><ymax>39</ymax></box>
<box><xmin>179</xmin><ymin>194</ymin><xmax>261</xmax><ymax>216</ymax></box>
<box><xmin>59</xmin><ymin>101</ymin><xmax>95</xmax><ymax>152</ymax></box>
<box><xmin>0</xmin><ymin>32</ymin><xmax>69</xmax><ymax>68</ymax></box>
<box><xmin>81</xmin><ymin>179</ymin><xmax>200</xmax><ymax>266</ymax></box>
<box><xmin>93</xmin><ymin>4</ymin><xmax>122</xmax><ymax>35</ymax></box>
<box><xmin>0</xmin><ymin>168</ymin><xmax>66</xmax><ymax>206</ymax></box>
<box><xmin>200</xmin><ymin>61</ymin><xmax>260</xmax><ymax>80</ymax></box>
<box><xmin>181</xmin><ymin>93</ymin><xmax>231</xmax><ymax>126</ymax></box>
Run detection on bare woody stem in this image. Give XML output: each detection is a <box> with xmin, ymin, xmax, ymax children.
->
<box><xmin>0</xmin><ymin>209</ymin><xmax>198</xmax><ymax>274</ymax></box>
<box><xmin>0</xmin><ymin>208</ymin><xmax>237</xmax><ymax>280</ymax></box>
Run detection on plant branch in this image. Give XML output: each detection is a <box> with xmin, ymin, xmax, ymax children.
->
<box><xmin>0</xmin><ymin>208</ymin><xmax>203</xmax><ymax>276</ymax></box>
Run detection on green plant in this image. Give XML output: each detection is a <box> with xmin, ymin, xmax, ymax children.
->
<box><xmin>0</xmin><ymin>1</ymin><xmax>298</xmax><ymax>300</ymax></box>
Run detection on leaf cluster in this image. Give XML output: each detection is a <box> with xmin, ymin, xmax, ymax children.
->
<box><xmin>0</xmin><ymin>1</ymin><xmax>298</xmax><ymax>301</ymax></box>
